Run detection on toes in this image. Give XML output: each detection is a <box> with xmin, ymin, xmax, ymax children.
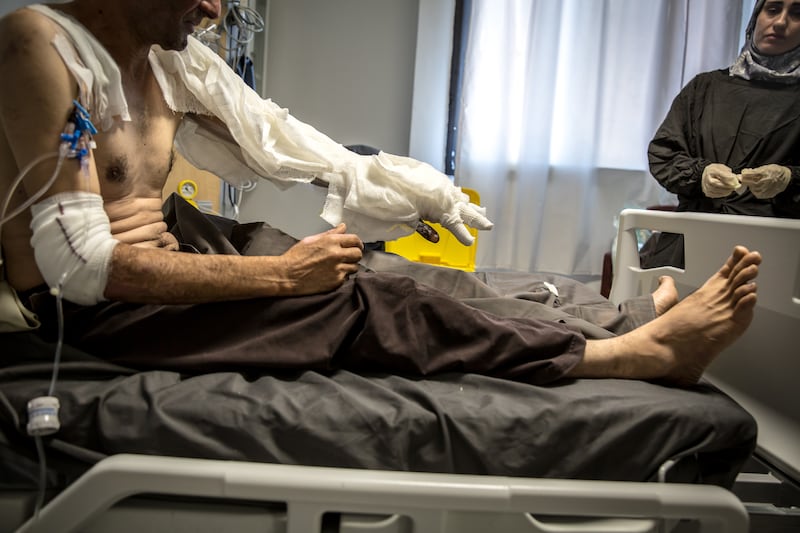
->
<box><xmin>726</xmin><ymin>251</ymin><xmax>761</xmax><ymax>285</ymax></box>
<box><xmin>657</xmin><ymin>276</ymin><xmax>676</xmax><ymax>289</ymax></box>
<box><xmin>733</xmin><ymin>281</ymin><xmax>757</xmax><ymax>301</ymax></box>
<box><xmin>731</xmin><ymin>263</ymin><xmax>760</xmax><ymax>287</ymax></box>
<box><xmin>719</xmin><ymin>246</ymin><xmax>748</xmax><ymax>277</ymax></box>
<box><xmin>734</xmin><ymin>291</ymin><xmax>758</xmax><ymax>312</ymax></box>
<box><xmin>743</xmin><ymin>250</ymin><xmax>762</xmax><ymax>267</ymax></box>
<box><xmin>733</xmin><ymin>245</ymin><xmax>750</xmax><ymax>258</ymax></box>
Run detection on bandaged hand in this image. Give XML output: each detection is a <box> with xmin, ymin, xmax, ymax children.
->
<box><xmin>368</xmin><ymin>152</ymin><xmax>494</xmax><ymax>246</ymax></box>
<box><xmin>740</xmin><ymin>164</ymin><xmax>791</xmax><ymax>199</ymax></box>
<box><xmin>415</xmin><ymin>200</ymin><xmax>494</xmax><ymax>245</ymax></box>
<box><xmin>702</xmin><ymin>163</ymin><xmax>741</xmax><ymax>198</ymax></box>
<box><xmin>438</xmin><ymin>199</ymin><xmax>494</xmax><ymax>246</ymax></box>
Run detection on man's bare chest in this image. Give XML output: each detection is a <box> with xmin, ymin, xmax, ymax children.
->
<box><xmin>91</xmin><ymin>69</ymin><xmax>183</xmax><ymax>195</ymax></box>
<box><xmin>93</xmin><ymin>111</ymin><xmax>181</xmax><ymax>198</ymax></box>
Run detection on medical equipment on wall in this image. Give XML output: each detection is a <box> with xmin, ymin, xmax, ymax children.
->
<box><xmin>178</xmin><ymin>179</ymin><xmax>200</xmax><ymax>207</ymax></box>
<box><xmin>222</xmin><ymin>1</ymin><xmax>264</xmax><ymax>219</ymax></box>
<box><xmin>192</xmin><ymin>1</ymin><xmax>265</xmax><ymax>220</ymax></box>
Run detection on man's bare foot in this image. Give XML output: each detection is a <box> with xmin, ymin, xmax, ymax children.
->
<box><xmin>571</xmin><ymin>246</ymin><xmax>761</xmax><ymax>386</ymax></box>
<box><xmin>652</xmin><ymin>276</ymin><xmax>678</xmax><ymax>316</ymax></box>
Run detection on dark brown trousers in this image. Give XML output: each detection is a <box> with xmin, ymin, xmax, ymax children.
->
<box><xmin>26</xmin><ymin>195</ymin><xmax>626</xmax><ymax>385</ymax></box>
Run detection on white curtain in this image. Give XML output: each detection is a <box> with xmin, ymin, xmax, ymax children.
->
<box><xmin>455</xmin><ymin>0</ymin><xmax>748</xmax><ymax>274</ymax></box>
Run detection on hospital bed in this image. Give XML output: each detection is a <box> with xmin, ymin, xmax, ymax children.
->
<box><xmin>3</xmin><ymin>208</ymin><xmax>798</xmax><ymax>532</ymax></box>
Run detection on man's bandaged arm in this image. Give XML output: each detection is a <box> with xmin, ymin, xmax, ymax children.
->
<box><xmin>155</xmin><ymin>38</ymin><xmax>492</xmax><ymax>245</ymax></box>
<box><xmin>30</xmin><ymin>192</ymin><xmax>341</xmax><ymax>305</ymax></box>
<box><xmin>29</xmin><ymin>192</ymin><xmax>118</xmax><ymax>305</ymax></box>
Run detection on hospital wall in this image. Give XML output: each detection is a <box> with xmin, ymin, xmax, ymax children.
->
<box><xmin>0</xmin><ymin>0</ymin><xmax>46</xmax><ymax>16</ymax></box>
<box><xmin>238</xmin><ymin>0</ymin><xmax>427</xmax><ymax>238</ymax></box>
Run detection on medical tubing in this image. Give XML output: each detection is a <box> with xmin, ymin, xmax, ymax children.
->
<box><xmin>3</xmin><ymin>147</ymin><xmax>62</xmax><ymax>525</ymax></box>
<box><xmin>218</xmin><ymin>0</ymin><xmax>265</xmax><ymax>63</ymax></box>
<box><xmin>223</xmin><ymin>1</ymin><xmax>264</xmax><ymax>46</ymax></box>
<box><xmin>0</xmin><ymin>148</ymin><xmax>68</xmax><ymax>271</ymax></box>
<box><xmin>24</xmin><ymin>289</ymin><xmax>65</xmax><ymax>522</ymax></box>
<box><xmin>48</xmin><ymin>285</ymin><xmax>67</xmax><ymax>397</ymax></box>
<box><xmin>25</xmin><ymin>287</ymin><xmax>66</xmax><ymax>523</ymax></box>
<box><xmin>26</xmin><ymin>190</ymin><xmax>73</xmax><ymax>529</ymax></box>
<box><xmin>0</xmin><ymin>149</ymin><xmax>64</xmax><ymax>228</ymax></box>
<box><xmin>15</xmin><ymin>104</ymin><xmax>94</xmax><ymax>525</ymax></box>
<box><xmin>34</xmin><ymin>435</ymin><xmax>47</xmax><ymax>517</ymax></box>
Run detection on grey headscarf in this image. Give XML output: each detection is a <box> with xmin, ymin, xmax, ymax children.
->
<box><xmin>730</xmin><ymin>0</ymin><xmax>800</xmax><ymax>83</ymax></box>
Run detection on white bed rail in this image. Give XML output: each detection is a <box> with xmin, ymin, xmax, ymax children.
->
<box><xmin>610</xmin><ymin>209</ymin><xmax>800</xmax><ymax>483</ymax></box>
<box><xmin>14</xmin><ymin>454</ymin><xmax>748</xmax><ymax>533</ymax></box>
<box><xmin>610</xmin><ymin>209</ymin><xmax>800</xmax><ymax>312</ymax></box>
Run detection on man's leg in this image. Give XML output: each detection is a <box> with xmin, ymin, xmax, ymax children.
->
<box><xmin>44</xmin><ymin>270</ymin><xmax>584</xmax><ymax>385</ymax></box>
<box><xmin>36</xmin><ymin>241</ymin><xmax>759</xmax><ymax>389</ymax></box>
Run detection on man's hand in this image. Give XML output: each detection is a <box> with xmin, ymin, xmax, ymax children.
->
<box><xmin>280</xmin><ymin>224</ymin><xmax>363</xmax><ymax>294</ymax></box>
<box><xmin>740</xmin><ymin>164</ymin><xmax>792</xmax><ymax>199</ymax></box>
<box><xmin>702</xmin><ymin>163</ymin><xmax>741</xmax><ymax>198</ymax></box>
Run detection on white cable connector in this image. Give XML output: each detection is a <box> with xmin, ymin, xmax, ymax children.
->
<box><xmin>26</xmin><ymin>396</ymin><xmax>61</xmax><ymax>437</ymax></box>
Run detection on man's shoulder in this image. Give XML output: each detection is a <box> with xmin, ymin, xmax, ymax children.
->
<box><xmin>0</xmin><ymin>5</ymin><xmax>79</xmax><ymax>125</ymax></box>
<box><xmin>0</xmin><ymin>8</ymin><xmax>75</xmax><ymax>88</ymax></box>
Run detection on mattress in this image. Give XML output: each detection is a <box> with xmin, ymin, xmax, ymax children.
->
<box><xmin>0</xmin><ymin>328</ymin><xmax>757</xmax><ymax>496</ymax></box>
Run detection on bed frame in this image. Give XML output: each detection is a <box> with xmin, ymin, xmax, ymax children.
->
<box><xmin>9</xmin><ymin>454</ymin><xmax>748</xmax><ymax>533</ymax></box>
<box><xmin>611</xmin><ymin>208</ymin><xmax>800</xmax><ymax>530</ymax></box>
<box><xmin>611</xmin><ymin>209</ymin><xmax>800</xmax><ymax>484</ymax></box>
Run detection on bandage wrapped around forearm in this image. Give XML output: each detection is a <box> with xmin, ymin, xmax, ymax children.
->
<box><xmin>150</xmin><ymin>37</ymin><xmax>493</xmax><ymax>245</ymax></box>
<box><xmin>701</xmin><ymin>163</ymin><xmax>741</xmax><ymax>198</ymax></box>
<box><xmin>740</xmin><ymin>164</ymin><xmax>792</xmax><ymax>199</ymax></box>
<box><xmin>29</xmin><ymin>191</ymin><xmax>118</xmax><ymax>305</ymax></box>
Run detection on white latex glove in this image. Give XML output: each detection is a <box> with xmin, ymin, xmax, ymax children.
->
<box><xmin>740</xmin><ymin>164</ymin><xmax>792</xmax><ymax>199</ymax></box>
<box><xmin>702</xmin><ymin>163</ymin><xmax>741</xmax><ymax>198</ymax></box>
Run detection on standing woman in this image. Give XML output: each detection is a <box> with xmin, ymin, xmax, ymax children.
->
<box><xmin>643</xmin><ymin>0</ymin><xmax>800</xmax><ymax>268</ymax></box>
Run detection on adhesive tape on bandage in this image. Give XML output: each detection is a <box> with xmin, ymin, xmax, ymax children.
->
<box><xmin>29</xmin><ymin>191</ymin><xmax>118</xmax><ymax>305</ymax></box>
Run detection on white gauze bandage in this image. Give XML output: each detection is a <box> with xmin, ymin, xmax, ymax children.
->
<box><xmin>29</xmin><ymin>191</ymin><xmax>118</xmax><ymax>305</ymax></box>
<box><xmin>149</xmin><ymin>38</ymin><xmax>494</xmax><ymax>245</ymax></box>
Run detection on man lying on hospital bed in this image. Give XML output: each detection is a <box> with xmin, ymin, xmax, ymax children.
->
<box><xmin>0</xmin><ymin>0</ymin><xmax>763</xmax><ymax>388</ymax></box>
